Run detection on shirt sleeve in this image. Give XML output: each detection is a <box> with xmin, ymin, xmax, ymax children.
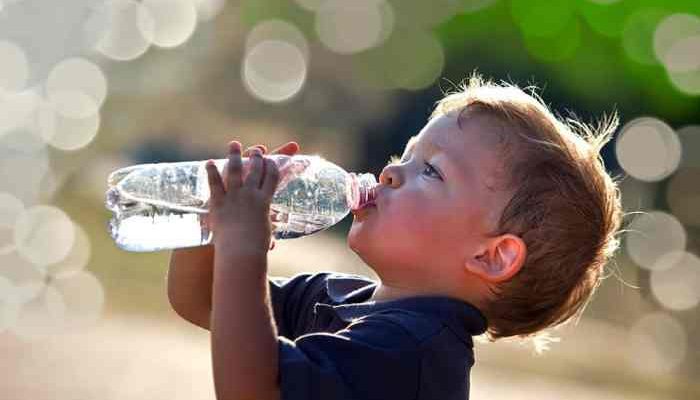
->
<box><xmin>268</xmin><ymin>273</ymin><xmax>331</xmax><ymax>338</ymax></box>
<box><xmin>277</xmin><ymin>314</ymin><xmax>421</xmax><ymax>400</ymax></box>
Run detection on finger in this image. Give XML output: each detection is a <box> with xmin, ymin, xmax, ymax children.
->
<box><xmin>242</xmin><ymin>146</ymin><xmax>255</xmax><ymax>157</ymax></box>
<box><xmin>243</xmin><ymin>144</ymin><xmax>267</xmax><ymax>157</ymax></box>
<box><xmin>245</xmin><ymin>149</ymin><xmax>264</xmax><ymax>189</ymax></box>
<box><xmin>270</xmin><ymin>141</ymin><xmax>299</xmax><ymax>156</ymax></box>
<box><xmin>226</xmin><ymin>141</ymin><xmax>243</xmax><ymax>189</ymax></box>
<box><xmin>261</xmin><ymin>157</ymin><xmax>280</xmax><ymax>196</ymax></box>
<box><xmin>205</xmin><ymin>160</ymin><xmax>226</xmax><ymax>200</ymax></box>
<box><xmin>268</xmin><ymin>238</ymin><xmax>276</xmax><ymax>251</ymax></box>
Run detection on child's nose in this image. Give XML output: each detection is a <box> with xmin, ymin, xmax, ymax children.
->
<box><xmin>379</xmin><ymin>164</ymin><xmax>402</xmax><ymax>187</ymax></box>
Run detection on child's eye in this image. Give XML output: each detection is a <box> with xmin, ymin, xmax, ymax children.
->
<box><xmin>422</xmin><ymin>162</ymin><xmax>442</xmax><ymax>180</ymax></box>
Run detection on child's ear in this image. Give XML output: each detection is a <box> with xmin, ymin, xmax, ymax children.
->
<box><xmin>464</xmin><ymin>234</ymin><xmax>526</xmax><ymax>283</ymax></box>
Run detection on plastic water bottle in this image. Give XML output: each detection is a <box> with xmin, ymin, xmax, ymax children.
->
<box><xmin>105</xmin><ymin>154</ymin><xmax>377</xmax><ymax>252</ymax></box>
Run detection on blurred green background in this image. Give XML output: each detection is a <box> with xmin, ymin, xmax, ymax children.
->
<box><xmin>1</xmin><ymin>0</ymin><xmax>699</xmax><ymax>399</ymax></box>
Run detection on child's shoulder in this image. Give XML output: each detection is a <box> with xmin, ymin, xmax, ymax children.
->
<box><xmin>272</xmin><ymin>271</ymin><xmax>485</xmax><ymax>347</ymax></box>
<box><xmin>270</xmin><ymin>271</ymin><xmax>375</xmax><ymax>303</ymax></box>
<box><xmin>322</xmin><ymin>274</ymin><xmax>460</xmax><ymax>344</ymax></box>
<box><xmin>324</xmin><ymin>271</ymin><xmax>377</xmax><ymax>301</ymax></box>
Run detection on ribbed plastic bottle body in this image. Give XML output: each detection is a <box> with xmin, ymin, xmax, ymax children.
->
<box><xmin>105</xmin><ymin>155</ymin><xmax>376</xmax><ymax>252</ymax></box>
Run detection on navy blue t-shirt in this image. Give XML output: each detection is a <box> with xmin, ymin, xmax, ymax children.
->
<box><xmin>269</xmin><ymin>272</ymin><xmax>488</xmax><ymax>400</ymax></box>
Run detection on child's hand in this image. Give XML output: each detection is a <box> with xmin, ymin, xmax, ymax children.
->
<box><xmin>201</xmin><ymin>141</ymin><xmax>299</xmax><ymax>251</ymax></box>
<box><xmin>238</xmin><ymin>142</ymin><xmax>300</xmax><ymax>250</ymax></box>
<box><xmin>220</xmin><ymin>141</ymin><xmax>300</xmax><ymax>189</ymax></box>
<box><xmin>205</xmin><ymin>141</ymin><xmax>281</xmax><ymax>257</ymax></box>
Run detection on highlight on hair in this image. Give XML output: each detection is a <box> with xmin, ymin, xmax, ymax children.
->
<box><xmin>432</xmin><ymin>73</ymin><xmax>624</xmax><ymax>350</ymax></box>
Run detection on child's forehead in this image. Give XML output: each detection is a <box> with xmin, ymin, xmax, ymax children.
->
<box><xmin>412</xmin><ymin>111</ymin><xmax>507</xmax><ymax>150</ymax></box>
<box><xmin>405</xmin><ymin>114</ymin><xmax>464</xmax><ymax>152</ymax></box>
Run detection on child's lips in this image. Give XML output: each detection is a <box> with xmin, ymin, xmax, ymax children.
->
<box><xmin>351</xmin><ymin>201</ymin><xmax>377</xmax><ymax>217</ymax></box>
<box><xmin>352</xmin><ymin>186</ymin><xmax>381</xmax><ymax>217</ymax></box>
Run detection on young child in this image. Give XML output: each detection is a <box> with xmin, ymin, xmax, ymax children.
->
<box><xmin>166</xmin><ymin>74</ymin><xmax>623</xmax><ymax>400</ymax></box>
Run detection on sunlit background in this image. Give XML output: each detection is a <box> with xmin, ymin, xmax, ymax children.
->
<box><xmin>1</xmin><ymin>0</ymin><xmax>699</xmax><ymax>399</ymax></box>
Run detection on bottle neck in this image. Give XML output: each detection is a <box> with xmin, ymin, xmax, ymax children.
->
<box><xmin>348</xmin><ymin>172</ymin><xmax>378</xmax><ymax>210</ymax></box>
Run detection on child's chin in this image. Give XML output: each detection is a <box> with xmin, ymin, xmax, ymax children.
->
<box><xmin>347</xmin><ymin>221</ymin><xmax>371</xmax><ymax>253</ymax></box>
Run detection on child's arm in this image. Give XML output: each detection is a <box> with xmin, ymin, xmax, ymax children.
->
<box><xmin>167</xmin><ymin>245</ymin><xmax>214</xmax><ymax>329</ymax></box>
<box><xmin>166</xmin><ymin>142</ymin><xmax>299</xmax><ymax>330</ymax></box>
<box><xmin>206</xmin><ymin>141</ymin><xmax>281</xmax><ymax>400</ymax></box>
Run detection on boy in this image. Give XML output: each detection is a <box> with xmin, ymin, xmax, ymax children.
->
<box><xmin>167</xmin><ymin>74</ymin><xmax>623</xmax><ymax>400</ymax></box>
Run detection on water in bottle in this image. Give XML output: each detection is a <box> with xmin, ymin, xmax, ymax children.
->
<box><xmin>105</xmin><ymin>154</ymin><xmax>377</xmax><ymax>252</ymax></box>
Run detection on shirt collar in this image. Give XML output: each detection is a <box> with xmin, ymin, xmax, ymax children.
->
<box><xmin>324</xmin><ymin>274</ymin><xmax>488</xmax><ymax>339</ymax></box>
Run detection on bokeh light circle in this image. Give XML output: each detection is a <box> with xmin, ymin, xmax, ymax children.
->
<box><xmin>662</xmin><ymin>36</ymin><xmax>700</xmax><ymax>73</ymax></box>
<box><xmin>386</xmin><ymin>30</ymin><xmax>445</xmax><ymax>90</ymax></box>
<box><xmin>192</xmin><ymin>0</ymin><xmax>226</xmax><ymax>22</ymax></box>
<box><xmin>0</xmin><ymin>128</ymin><xmax>50</xmax><ymax>204</ymax></box>
<box><xmin>0</xmin><ymin>40</ymin><xmax>29</xmax><ymax>92</ymax></box>
<box><xmin>654</xmin><ymin>14</ymin><xmax>700</xmax><ymax>95</ymax></box>
<box><xmin>355</xmin><ymin>29</ymin><xmax>445</xmax><ymax>91</ymax></box>
<box><xmin>650</xmin><ymin>251</ymin><xmax>700</xmax><ymax>311</ymax></box>
<box><xmin>141</xmin><ymin>0</ymin><xmax>197</xmax><ymax>48</ymax></box>
<box><xmin>667</xmin><ymin>69</ymin><xmax>700</xmax><ymax>96</ymax></box>
<box><xmin>626</xmin><ymin>312</ymin><xmax>687</xmax><ymax>375</ymax></box>
<box><xmin>0</xmin><ymin>250</ymin><xmax>46</xmax><ymax>288</ymax></box>
<box><xmin>666</xmin><ymin>168</ymin><xmax>700</xmax><ymax>227</ymax></box>
<box><xmin>93</xmin><ymin>0</ymin><xmax>155</xmax><ymax>61</ymax></box>
<box><xmin>46</xmin><ymin>58</ymin><xmax>107</xmax><ymax>117</ymax></box>
<box><xmin>243</xmin><ymin>40</ymin><xmax>307</xmax><ymax>103</ymax></box>
<box><xmin>579</xmin><ymin>0</ymin><xmax>627</xmax><ymax>38</ymax></box>
<box><xmin>316</xmin><ymin>0</ymin><xmax>394</xmax><ymax>55</ymax></box>
<box><xmin>622</xmin><ymin>8</ymin><xmax>667</xmax><ymax>65</ymax></box>
<box><xmin>0</xmin><ymin>0</ymin><xmax>109</xmax><ymax>86</ymax></box>
<box><xmin>0</xmin><ymin>126</ymin><xmax>48</xmax><ymax>158</ymax></box>
<box><xmin>46</xmin><ymin>223</ymin><xmax>91</xmax><ymax>279</ymax></box>
<box><xmin>677</xmin><ymin>126</ymin><xmax>700</xmax><ymax>169</ymax></box>
<box><xmin>37</xmin><ymin>99</ymin><xmax>101</xmax><ymax>151</ymax></box>
<box><xmin>624</xmin><ymin>210</ymin><xmax>686</xmax><ymax>270</ymax></box>
<box><xmin>653</xmin><ymin>14</ymin><xmax>700</xmax><ymax>73</ymax></box>
<box><xmin>615</xmin><ymin>117</ymin><xmax>681</xmax><ymax>182</ymax></box>
<box><xmin>0</xmin><ymin>192</ymin><xmax>24</xmax><ymax>255</ymax></box>
<box><xmin>0</xmin><ymin>89</ymin><xmax>39</xmax><ymax>137</ymax></box>
<box><xmin>11</xmin><ymin>282</ymin><xmax>65</xmax><ymax>339</ymax></box>
<box><xmin>46</xmin><ymin>90</ymin><xmax>100</xmax><ymax>120</ymax></box>
<box><xmin>14</xmin><ymin>205</ymin><xmax>75</xmax><ymax>267</ymax></box>
<box><xmin>246</xmin><ymin>19</ymin><xmax>309</xmax><ymax>61</ymax></box>
<box><xmin>13</xmin><ymin>280</ymin><xmax>46</xmax><ymax>305</ymax></box>
<box><xmin>48</xmin><ymin>270</ymin><xmax>104</xmax><ymax>330</ymax></box>
<box><xmin>619</xmin><ymin>177</ymin><xmax>657</xmax><ymax>213</ymax></box>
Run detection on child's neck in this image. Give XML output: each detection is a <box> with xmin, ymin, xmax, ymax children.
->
<box><xmin>369</xmin><ymin>282</ymin><xmax>445</xmax><ymax>303</ymax></box>
<box><xmin>368</xmin><ymin>277</ymin><xmax>491</xmax><ymax>313</ymax></box>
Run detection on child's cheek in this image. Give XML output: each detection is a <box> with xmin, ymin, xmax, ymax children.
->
<box><xmin>382</xmin><ymin>199</ymin><xmax>429</xmax><ymax>235</ymax></box>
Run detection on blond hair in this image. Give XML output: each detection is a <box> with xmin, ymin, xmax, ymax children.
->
<box><xmin>432</xmin><ymin>73</ymin><xmax>623</xmax><ymax>346</ymax></box>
